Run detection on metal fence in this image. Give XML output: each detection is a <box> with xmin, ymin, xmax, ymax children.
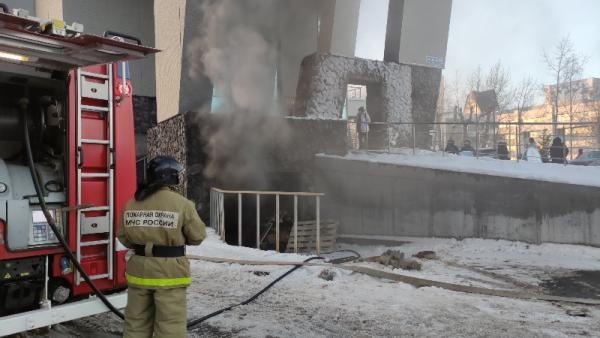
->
<box><xmin>209</xmin><ymin>188</ymin><xmax>325</xmax><ymax>254</ymax></box>
<box><xmin>349</xmin><ymin>120</ymin><xmax>600</xmax><ymax>162</ymax></box>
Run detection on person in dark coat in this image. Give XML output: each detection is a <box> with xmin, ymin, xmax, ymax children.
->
<box><xmin>444</xmin><ymin>139</ymin><xmax>459</xmax><ymax>154</ymax></box>
<box><xmin>549</xmin><ymin>137</ymin><xmax>569</xmax><ymax>164</ymax></box>
<box><xmin>496</xmin><ymin>140</ymin><xmax>510</xmax><ymax>160</ymax></box>
<box><xmin>460</xmin><ymin>139</ymin><xmax>475</xmax><ymax>155</ymax></box>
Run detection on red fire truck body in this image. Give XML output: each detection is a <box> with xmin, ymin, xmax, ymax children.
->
<box><xmin>0</xmin><ymin>6</ymin><xmax>156</xmax><ymax>335</ymax></box>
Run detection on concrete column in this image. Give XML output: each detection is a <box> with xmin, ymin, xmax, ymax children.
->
<box><xmin>154</xmin><ymin>0</ymin><xmax>186</xmax><ymax>122</ymax></box>
<box><xmin>317</xmin><ymin>0</ymin><xmax>335</xmax><ymax>54</ymax></box>
<box><xmin>277</xmin><ymin>0</ymin><xmax>320</xmax><ymax>114</ymax></box>
<box><xmin>384</xmin><ymin>0</ymin><xmax>452</xmax><ymax>68</ymax></box>
<box><xmin>35</xmin><ymin>0</ymin><xmax>63</xmax><ymax>20</ymax></box>
<box><xmin>178</xmin><ymin>0</ymin><xmax>213</xmax><ymax>115</ymax></box>
<box><xmin>384</xmin><ymin>0</ymin><xmax>404</xmax><ymax>63</ymax></box>
<box><xmin>317</xmin><ymin>0</ymin><xmax>361</xmax><ymax>56</ymax></box>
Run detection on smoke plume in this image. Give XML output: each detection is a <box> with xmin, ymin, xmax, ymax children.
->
<box><xmin>187</xmin><ymin>0</ymin><xmax>302</xmax><ymax>188</ymax></box>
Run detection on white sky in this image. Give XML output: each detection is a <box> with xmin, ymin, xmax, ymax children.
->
<box><xmin>355</xmin><ymin>0</ymin><xmax>600</xmax><ymax>85</ymax></box>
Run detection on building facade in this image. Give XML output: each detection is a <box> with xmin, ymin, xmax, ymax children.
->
<box><xmin>10</xmin><ymin>0</ymin><xmax>452</xmax><ymax>157</ymax></box>
<box><xmin>498</xmin><ymin>78</ymin><xmax>600</xmax><ymax>158</ymax></box>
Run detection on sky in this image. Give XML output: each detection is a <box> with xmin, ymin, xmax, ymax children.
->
<box><xmin>355</xmin><ymin>0</ymin><xmax>600</xmax><ymax>87</ymax></box>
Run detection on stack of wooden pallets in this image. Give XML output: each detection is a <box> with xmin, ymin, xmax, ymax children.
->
<box><xmin>285</xmin><ymin>220</ymin><xmax>338</xmax><ymax>253</ymax></box>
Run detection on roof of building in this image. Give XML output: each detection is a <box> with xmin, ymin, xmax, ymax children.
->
<box><xmin>466</xmin><ymin>90</ymin><xmax>499</xmax><ymax>113</ymax></box>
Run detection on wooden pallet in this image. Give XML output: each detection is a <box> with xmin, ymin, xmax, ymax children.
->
<box><xmin>285</xmin><ymin>220</ymin><xmax>338</xmax><ymax>253</ymax></box>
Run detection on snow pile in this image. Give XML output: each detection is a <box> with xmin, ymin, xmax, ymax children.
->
<box><xmin>187</xmin><ymin>229</ymin><xmax>308</xmax><ymax>263</ymax></box>
<box><xmin>318</xmin><ymin>149</ymin><xmax>600</xmax><ymax>187</ymax></box>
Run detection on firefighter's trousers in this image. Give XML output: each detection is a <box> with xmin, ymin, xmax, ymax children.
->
<box><xmin>123</xmin><ymin>286</ymin><xmax>187</xmax><ymax>338</ymax></box>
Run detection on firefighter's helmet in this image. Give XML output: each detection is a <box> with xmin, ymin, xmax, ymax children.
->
<box><xmin>146</xmin><ymin>155</ymin><xmax>184</xmax><ymax>187</ymax></box>
<box><xmin>135</xmin><ymin>156</ymin><xmax>184</xmax><ymax>201</ymax></box>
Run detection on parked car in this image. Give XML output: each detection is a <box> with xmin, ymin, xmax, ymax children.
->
<box><xmin>570</xmin><ymin>150</ymin><xmax>600</xmax><ymax>166</ymax></box>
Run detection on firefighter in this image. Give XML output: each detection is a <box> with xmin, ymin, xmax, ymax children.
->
<box><xmin>117</xmin><ymin>155</ymin><xmax>206</xmax><ymax>338</ymax></box>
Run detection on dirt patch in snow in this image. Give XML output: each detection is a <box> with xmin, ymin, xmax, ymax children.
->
<box><xmin>541</xmin><ymin>270</ymin><xmax>600</xmax><ymax>300</ymax></box>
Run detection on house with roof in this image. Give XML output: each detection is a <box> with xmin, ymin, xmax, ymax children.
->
<box><xmin>497</xmin><ymin>78</ymin><xmax>600</xmax><ymax>159</ymax></box>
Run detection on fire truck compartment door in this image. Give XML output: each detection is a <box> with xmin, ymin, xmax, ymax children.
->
<box><xmin>0</xmin><ymin>14</ymin><xmax>158</xmax><ymax>71</ymax></box>
<box><xmin>5</xmin><ymin>199</ymin><xmax>29</xmax><ymax>250</ymax></box>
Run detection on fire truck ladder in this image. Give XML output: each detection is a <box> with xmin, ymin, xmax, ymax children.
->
<box><xmin>75</xmin><ymin>66</ymin><xmax>115</xmax><ymax>285</ymax></box>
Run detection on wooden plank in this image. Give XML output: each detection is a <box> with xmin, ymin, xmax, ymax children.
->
<box><xmin>285</xmin><ymin>219</ymin><xmax>338</xmax><ymax>253</ymax></box>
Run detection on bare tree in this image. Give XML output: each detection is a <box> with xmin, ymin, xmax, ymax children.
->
<box><xmin>543</xmin><ymin>36</ymin><xmax>576</xmax><ymax>135</ymax></box>
<box><xmin>563</xmin><ymin>54</ymin><xmax>585</xmax><ymax>117</ymax></box>
<box><xmin>440</xmin><ymin>71</ymin><xmax>473</xmax><ymax>145</ymax></box>
<box><xmin>484</xmin><ymin>61</ymin><xmax>512</xmax><ymax>146</ymax></box>
<box><xmin>443</xmin><ymin>70</ymin><xmax>468</xmax><ymax>119</ymax></box>
<box><xmin>462</xmin><ymin>66</ymin><xmax>485</xmax><ymax>123</ymax></box>
<box><xmin>513</xmin><ymin>77</ymin><xmax>537</xmax><ymax>155</ymax></box>
<box><xmin>563</xmin><ymin>53</ymin><xmax>587</xmax><ymax>154</ymax></box>
<box><xmin>467</xmin><ymin>65</ymin><xmax>483</xmax><ymax>93</ymax></box>
<box><xmin>486</xmin><ymin>61</ymin><xmax>512</xmax><ymax>112</ymax></box>
<box><xmin>514</xmin><ymin>77</ymin><xmax>537</xmax><ymax>123</ymax></box>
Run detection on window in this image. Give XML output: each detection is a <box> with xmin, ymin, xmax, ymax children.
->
<box><xmin>343</xmin><ymin>84</ymin><xmax>367</xmax><ymax>119</ymax></box>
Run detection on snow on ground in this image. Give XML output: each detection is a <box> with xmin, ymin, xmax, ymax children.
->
<box><xmin>338</xmin><ymin>234</ymin><xmax>600</xmax><ymax>287</ymax></box>
<box><xmin>184</xmin><ymin>230</ymin><xmax>600</xmax><ymax>337</ymax></box>
<box><xmin>64</xmin><ymin>229</ymin><xmax>600</xmax><ymax>337</ymax></box>
<box><xmin>318</xmin><ymin>149</ymin><xmax>600</xmax><ymax>187</ymax></box>
<box><xmin>186</xmin><ymin>232</ymin><xmax>306</xmax><ymax>263</ymax></box>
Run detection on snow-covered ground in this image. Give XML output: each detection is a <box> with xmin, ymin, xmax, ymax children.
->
<box><xmin>318</xmin><ymin>149</ymin><xmax>600</xmax><ymax>187</ymax></box>
<box><xmin>55</xmin><ymin>229</ymin><xmax>600</xmax><ymax>337</ymax></box>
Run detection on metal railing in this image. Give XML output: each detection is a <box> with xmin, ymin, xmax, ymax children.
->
<box><xmin>209</xmin><ymin>188</ymin><xmax>325</xmax><ymax>254</ymax></box>
<box><xmin>350</xmin><ymin>120</ymin><xmax>600</xmax><ymax>162</ymax></box>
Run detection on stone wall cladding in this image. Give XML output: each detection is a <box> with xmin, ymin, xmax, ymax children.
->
<box><xmin>294</xmin><ymin>53</ymin><xmax>412</xmax><ymax>121</ymax></box>
<box><xmin>294</xmin><ymin>53</ymin><xmax>442</xmax><ymax>147</ymax></box>
<box><xmin>411</xmin><ymin>66</ymin><xmax>442</xmax><ymax>147</ymax></box>
<box><xmin>146</xmin><ymin>113</ymin><xmax>187</xmax><ymax>195</ymax></box>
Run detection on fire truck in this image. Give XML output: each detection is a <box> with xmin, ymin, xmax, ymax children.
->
<box><xmin>0</xmin><ymin>5</ymin><xmax>157</xmax><ymax>336</ymax></box>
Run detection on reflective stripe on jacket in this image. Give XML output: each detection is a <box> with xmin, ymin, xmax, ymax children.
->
<box><xmin>117</xmin><ymin>187</ymin><xmax>206</xmax><ymax>289</ymax></box>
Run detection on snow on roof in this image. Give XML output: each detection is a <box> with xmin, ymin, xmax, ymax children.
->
<box><xmin>317</xmin><ymin>149</ymin><xmax>600</xmax><ymax>188</ymax></box>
